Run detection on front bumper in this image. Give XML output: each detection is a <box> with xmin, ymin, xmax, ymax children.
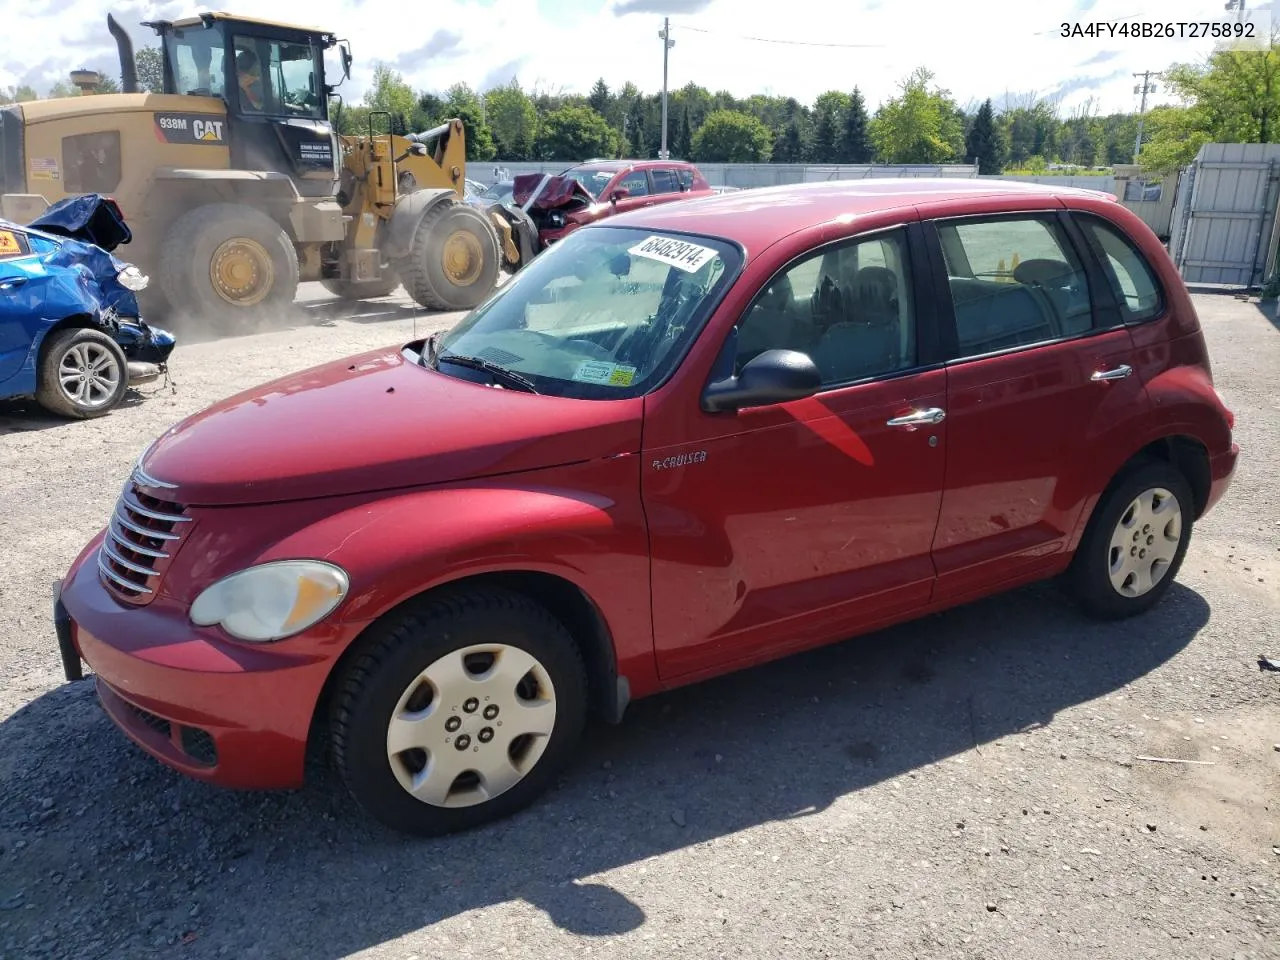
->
<box><xmin>53</xmin><ymin>541</ymin><xmax>370</xmax><ymax>790</ymax></box>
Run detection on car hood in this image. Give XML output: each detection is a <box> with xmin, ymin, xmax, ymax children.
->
<box><xmin>137</xmin><ymin>344</ymin><xmax>643</xmax><ymax>507</ymax></box>
<box><xmin>511</xmin><ymin>173</ymin><xmax>596</xmax><ymax>211</ymax></box>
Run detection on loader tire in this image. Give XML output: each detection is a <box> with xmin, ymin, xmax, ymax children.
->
<box><xmin>393</xmin><ymin>200</ymin><xmax>500</xmax><ymax>312</ymax></box>
<box><xmin>159</xmin><ymin>203</ymin><xmax>300</xmax><ymax>333</ymax></box>
<box><xmin>320</xmin><ymin>273</ymin><xmax>402</xmax><ymax>300</ymax></box>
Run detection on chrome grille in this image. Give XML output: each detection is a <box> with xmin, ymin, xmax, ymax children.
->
<box><xmin>97</xmin><ymin>477</ymin><xmax>191</xmax><ymax>604</ymax></box>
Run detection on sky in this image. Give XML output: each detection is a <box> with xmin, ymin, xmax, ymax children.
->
<box><xmin>2</xmin><ymin>0</ymin><xmax>1277</xmax><ymax>117</ymax></box>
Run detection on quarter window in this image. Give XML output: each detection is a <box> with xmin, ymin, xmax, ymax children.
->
<box><xmin>1079</xmin><ymin>216</ymin><xmax>1163</xmax><ymax>322</ymax></box>
<box><xmin>936</xmin><ymin>215</ymin><xmax>1094</xmax><ymax>357</ymax></box>
<box><xmin>733</xmin><ymin>229</ymin><xmax>917</xmax><ymax>388</ymax></box>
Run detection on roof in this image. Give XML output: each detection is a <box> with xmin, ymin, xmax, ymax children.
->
<box><xmin>170</xmin><ymin>11</ymin><xmax>335</xmax><ymax>35</ymax></box>
<box><xmin>601</xmin><ymin>178</ymin><xmax>1118</xmax><ymax>256</ymax></box>
<box><xmin>566</xmin><ymin>158</ymin><xmax>698</xmax><ymax>172</ymax></box>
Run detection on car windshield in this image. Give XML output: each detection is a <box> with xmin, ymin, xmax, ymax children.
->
<box><xmin>562</xmin><ymin>169</ymin><xmax>616</xmax><ymax>198</ymax></box>
<box><xmin>430</xmin><ymin>225</ymin><xmax>743</xmax><ymax>400</ymax></box>
<box><xmin>481</xmin><ymin>182</ymin><xmax>512</xmax><ymax>200</ymax></box>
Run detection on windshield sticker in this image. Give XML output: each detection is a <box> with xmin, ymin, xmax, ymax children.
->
<box><xmin>628</xmin><ymin>235</ymin><xmax>718</xmax><ymax>273</ymax></box>
<box><xmin>573</xmin><ymin>360</ymin><xmax>637</xmax><ymax>386</ymax></box>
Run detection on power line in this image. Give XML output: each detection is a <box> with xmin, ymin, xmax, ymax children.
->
<box><xmin>676</xmin><ymin>24</ymin><xmax>886</xmax><ymax>48</ymax></box>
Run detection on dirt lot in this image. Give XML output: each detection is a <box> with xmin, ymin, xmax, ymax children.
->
<box><xmin>0</xmin><ymin>288</ymin><xmax>1277</xmax><ymax>960</ymax></box>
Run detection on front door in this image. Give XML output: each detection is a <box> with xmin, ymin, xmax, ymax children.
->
<box><xmin>923</xmin><ymin>210</ymin><xmax>1147</xmax><ymax>603</ymax></box>
<box><xmin>644</xmin><ymin>224</ymin><xmax>949</xmax><ymax>680</ymax></box>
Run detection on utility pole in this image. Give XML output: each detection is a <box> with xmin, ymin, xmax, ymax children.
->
<box><xmin>658</xmin><ymin>17</ymin><xmax>674</xmax><ymax>159</ymax></box>
<box><xmin>1132</xmin><ymin>70</ymin><xmax>1160</xmax><ymax>163</ymax></box>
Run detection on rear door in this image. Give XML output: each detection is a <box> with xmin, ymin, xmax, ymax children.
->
<box><xmin>920</xmin><ymin>207</ymin><xmax>1146</xmax><ymax>603</ymax></box>
<box><xmin>0</xmin><ymin>226</ymin><xmax>47</xmax><ymax>386</ymax></box>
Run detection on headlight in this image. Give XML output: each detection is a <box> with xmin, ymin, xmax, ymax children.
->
<box><xmin>117</xmin><ymin>265</ymin><xmax>149</xmax><ymax>291</ymax></box>
<box><xmin>189</xmin><ymin>560</ymin><xmax>350</xmax><ymax>642</ymax></box>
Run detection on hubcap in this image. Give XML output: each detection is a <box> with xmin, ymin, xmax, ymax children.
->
<box><xmin>210</xmin><ymin>237</ymin><xmax>274</xmax><ymax>306</ymax></box>
<box><xmin>385</xmin><ymin>643</ymin><xmax>556</xmax><ymax>808</ymax></box>
<box><xmin>58</xmin><ymin>342</ymin><xmax>120</xmax><ymax>408</ymax></box>
<box><xmin>441</xmin><ymin>229</ymin><xmax>484</xmax><ymax>286</ymax></box>
<box><xmin>1107</xmin><ymin>486</ymin><xmax>1182</xmax><ymax>597</ymax></box>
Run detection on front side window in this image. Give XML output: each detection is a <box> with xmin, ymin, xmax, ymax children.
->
<box><xmin>733</xmin><ymin>229</ymin><xmax>918</xmax><ymax>388</ymax></box>
<box><xmin>431</xmin><ymin>226</ymin><xmax>742</xmax><ymax>399</ymax></box>
<box><xmin>936</xmin><ymin>215</ymin><xmax>1094</xmax><ymax>357</ymax></box>
<box><xmin>231</xmin><ymin>35</ymin><xmax>324</xmax><ymax>118</ymax></box>
<box><xmin>614</xmin><ymin>171</ymin><xmax>650</xmax><ymax>197</ymax></box>
<box><xmin>166</xmin><ymin>24</ymin><xmax>227</xmax><ymax>98</ymax></box>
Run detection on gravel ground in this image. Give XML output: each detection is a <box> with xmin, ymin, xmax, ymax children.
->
<box><xmin>0</xmin><ymin>287</ymin><xmax>1277</xmax><ymax>960</ymax></box>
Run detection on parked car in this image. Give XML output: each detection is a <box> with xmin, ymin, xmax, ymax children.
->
<box><xmin>53</xmin><ymin>179</ymin><xmax>1237</xmax><ymax>836</ymax></box>
<box><xmin>512</xmin><ymin>158</ymin><xmax>716</xmax><ymax>249</ymax></box>
<box><xmin>465</xmin><ymin>179</ymin><xmax>515</xmax><ymax>209</ymax></box>
<box><xmin>1</xmin><ymin>194</ymin><xmax>175</xmax><ymax>419</ymax></box>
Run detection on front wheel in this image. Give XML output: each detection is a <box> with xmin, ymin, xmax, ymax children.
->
<box><xmin>35</xmin><ymin>327</ymin><xmax>128</xmax><ymax>418</ymax></box>
<box><xmin>393</xmin><ymin>200</ymin><xmax>501</xmax><ymax>312</ymax></box>
<box><xmin>1064</xmin><ymin>460</ymin><xmax>1194</xmax><ymax>620</ymax></box>
<box><xmin>329</xmin><ymin>588</ymin><xmax>588</xmax><ymax>836</ymax></box>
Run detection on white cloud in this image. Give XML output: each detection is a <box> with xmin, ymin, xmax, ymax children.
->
<box><xmin>4</xmin><ymin>0</ymin><xmax>1276</xmax><ymax>119</ymax></box>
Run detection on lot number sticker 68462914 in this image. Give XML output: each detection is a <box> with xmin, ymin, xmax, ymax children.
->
<box><xmin>628</xmin><ymin>235</ymin><xmax>718</xmax><ymax>273</ymax></box>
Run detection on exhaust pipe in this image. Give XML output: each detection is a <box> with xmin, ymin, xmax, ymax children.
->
<box><xmin>108</xmin><ymin>14</ymin><xmax>139</xmax><ymax>93</ymax></box>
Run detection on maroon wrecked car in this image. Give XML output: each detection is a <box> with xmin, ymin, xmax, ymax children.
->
<box><xmin>512</xmin><ymin>159</ymin><xmax>716</xmax><ymax>249</ymax></box>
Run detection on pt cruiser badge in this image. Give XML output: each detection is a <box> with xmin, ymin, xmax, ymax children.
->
<box><xmin>652</xmin><ymin>450</ymin><xmax>708</xmax><ymax>470</ymax></box>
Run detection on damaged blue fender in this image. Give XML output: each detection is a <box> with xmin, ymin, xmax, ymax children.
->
<box><xmin>0</xmin><ymin>195</ymin><xmax>176</xmax><ymax>405</ymax></box>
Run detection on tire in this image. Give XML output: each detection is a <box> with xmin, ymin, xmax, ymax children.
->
<box><xmin>329</xmin><ymin>587</ymin><xmax>589</xmax><ymax>836</ymax></box>
<box><xmin>392</xmin><ymin>200</ymin><xmax>501</xmax><ymax>312</ymax></box>
<box><xmin>158</xmin><ymin>202</ymin><xmax>299</xmax><ymax>331</ymax></box>
<box><xmin>1063</xmin><ymin>460</ymin><xmax>1194</xmax><ymax>620</ymax></box>
<box><xmin>320</xmin><ymin>273</ymin><xmax>401</xmax><ymax>300</ymax></box>
<box><xmin>35</xmin><ymin>327</ymin><xmax>128</xmax><ymax>418</ymax></box>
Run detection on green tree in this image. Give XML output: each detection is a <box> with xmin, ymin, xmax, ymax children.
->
<box><xmin>135</xmin><ymin>46</ymin><xmax>163</xmax><ymax>93</ymax></box>
<box><xmin>537</xmin><ymin>104</ymin><xmax>617</xmax><ymax>161</ymax></box>
<box><xmin>414</xmin><ymin>92</ymin><xmax>446</xmax><ymax>131</ymax></box>
<box><xmin>691</xmin><ymin>109</ymin><xmax>772</xmax><ymax>162</ymax></box>
<box><xmin>443</xmin><ymin>83</ymin><xmax>496</xmax><ymax>161</ymax></box>
<box><xmin>870</xmin><ymin>67</ymin><xmax>964</xmax><ymax>163</ymax></box>
<box><xmin>841</xmin><ymin>87</ymin><xmax>873</xmax><ymax>162</ymax></box>
<box><xmin>1140</xmin><ymin>32</ymin><xmax>1280</xmax><ymax>172</ymax></box>
<box><xmin>47</xmin><ymin>81</ymin><xmax>80</xmax><ymax>98</ymax></box>
<box><xmin>92</xmin><ymin>74</ymin><xmax>120</xmax><ymax>94</ymax></box>
<box><xmin>484</xmin><ymin>80</ymin><xmax>537</xmax><ymax>160</ymax></box>
<box><xmin>627</xmin><ymin>98</ymin><xmax>647</xmax><ymax>157</ymax></box>
<box><xmin>587</xmin><ymin>78</ymin><xmax>611</xmax><ymax>116</ymax></box>
<box><xmin>810</xmin><ymin>90</ymin><xmax>849</xmax><ymax>163</ymax></box>
<box><xmin>772</xmin><ymin>120</ymin><xmax>806</xmax><ymax>163</ymax></box>
<box><xmin>965</xmin><ymin>98</ymin><xmax>1004</xmax><ymax>173</ymax></box>
<box><xmin>364</xmin><ymin>62</ymin><xmax>417</xmax><ymax>133</ymax></box>
<box><xmin>676</xmin><ymin>104</ymin><xmax>692</xmax><ymax>158</ymax></box>
<box><xmin>0</xmin><ymin>85</ymin><xmax>38</xmax><ymax>103</ymax></box>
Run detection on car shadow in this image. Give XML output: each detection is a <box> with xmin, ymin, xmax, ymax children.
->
<box><xmin>0</xmin><ymin>387</ymin><xmax>152</xmax><ymax>435</ymax></box>
<box><xmin>0</xmin><ymin>579</ymin><xmax>1209</xmax><ymax>958</ymax></box>
<box><xmin>1249</xmin><ymin>298</ymin><xmax>1280</xmax><ymax>333</ymax></box>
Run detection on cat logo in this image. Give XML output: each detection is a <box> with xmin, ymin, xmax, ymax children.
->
<box><xmin>193</xmin><ymin>120</ymin><xmax>224</xmax><ymax>142</ymax></box>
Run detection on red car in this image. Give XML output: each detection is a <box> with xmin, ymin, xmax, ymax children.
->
<box><xmin>54</xmin><ymin>179</ymin><xmax>1238</xmax><ymax>836</ymax></box>
<box><xmin>511</xmin><ymin>158</ymin><xmax>715</xmax><ymax>249</ymax></box>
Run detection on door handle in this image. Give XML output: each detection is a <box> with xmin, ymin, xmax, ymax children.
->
<box><xmin>887</xmin><ymin>407</ymin><xmax>946</xmax><ymax>427</ymax></box>
<box><xmin>0</xmin><ymin>277</ymin><xmax>27</xmax><ymax>290</ymax></box>
<box><xmin>1091</xmin><ymin>363</ymin><xmax>1132</xmax><ymax>381</ymax></box>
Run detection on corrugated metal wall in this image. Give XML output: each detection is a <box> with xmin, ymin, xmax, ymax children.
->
<box><xmin>1169</xmin><ymin>143</ymin><xmax>1280</xmax><ymax>288</ymax></box>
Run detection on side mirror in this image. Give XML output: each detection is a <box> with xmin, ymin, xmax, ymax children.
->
<box><xmin>610</xmin><ymin>187</ymin><xmax>630</xmax><ymax>203</ymax></box>
<box><xmin>701</xmin><ymin>349</ymin><xmax>821</xmax><ymax>413</ymax></box>
<box><xmin>341</xmin><ymin>44</ymin><xmax>352</xmax><ymax>80</ymax></box>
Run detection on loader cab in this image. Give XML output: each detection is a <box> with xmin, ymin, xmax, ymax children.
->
<box><xmin>145</xmin><ymin>13</ymin><xmax>349</xmax><ymax>197</ymax></box>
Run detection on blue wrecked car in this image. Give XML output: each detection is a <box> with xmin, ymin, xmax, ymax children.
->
<box><xmin>0</xmin><ymin>194</ymin><xmax>175</xmax><ymax>419</ymax></box>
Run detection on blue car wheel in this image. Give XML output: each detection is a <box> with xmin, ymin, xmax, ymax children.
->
<box><xmin>36</xmin><ymin>327</ymin><xmax>129</xmax><ymax>418</ymax></box>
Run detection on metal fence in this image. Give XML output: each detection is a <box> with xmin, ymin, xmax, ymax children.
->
<box><xmin>472</xmin><ymin>161</ymin><xmax>979</xmax><ymax>188</ymax></box>
<box><xmin>1167</xmin><ymin>142</ymin><xmax>1280</xmax><ymax>289</ymax></box>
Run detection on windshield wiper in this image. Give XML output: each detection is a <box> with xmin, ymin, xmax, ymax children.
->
<box><xmin>436</xmin><ymin>353</ymin><xmax>540</xmax><ymax>393</ymax></box>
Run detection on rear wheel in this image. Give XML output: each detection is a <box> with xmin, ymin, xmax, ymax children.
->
<box><xmin>329</xmin><ymin>587</ymin><xmax>588</xmax><ymax>836</ymax></box>
<box><xmin>35</xmin><ymin>327</ymin><xmax>128</xmax><ymax>418</ymax></box>
<box><xmin>159</xmin><ymin>203</ymin><xmax>299</xmax><ymax>332</ymax></box>
<box><xmin>393</xmin><ymin>200</ymin><xmax>501</xmax><ymax>312</ymax></box>
<box><xmin>1064</xmin><ymin>460</ymin><xmax>1193</xmax><ymax>620</ymax></box>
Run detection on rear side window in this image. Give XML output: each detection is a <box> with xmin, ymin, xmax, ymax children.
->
<box><xmin>936</xmin><ymin>215</ymin><xmax>1094</xmax><ymax>357</ymax></box>
<box><xmin>1078</xmin><ymin>216</ymin><xmax>1163</xmax><ymax>322</ymax></box>
<box><xmin>650</xmin><ymin>168</ymin><xmax>680</xmax><ymax>193</ymax></box>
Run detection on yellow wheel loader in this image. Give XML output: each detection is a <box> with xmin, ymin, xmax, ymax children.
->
<box><xmin>0</xmin><ymin>11</ymin><xmax>534</xmax><ymax>329</ymax></box>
